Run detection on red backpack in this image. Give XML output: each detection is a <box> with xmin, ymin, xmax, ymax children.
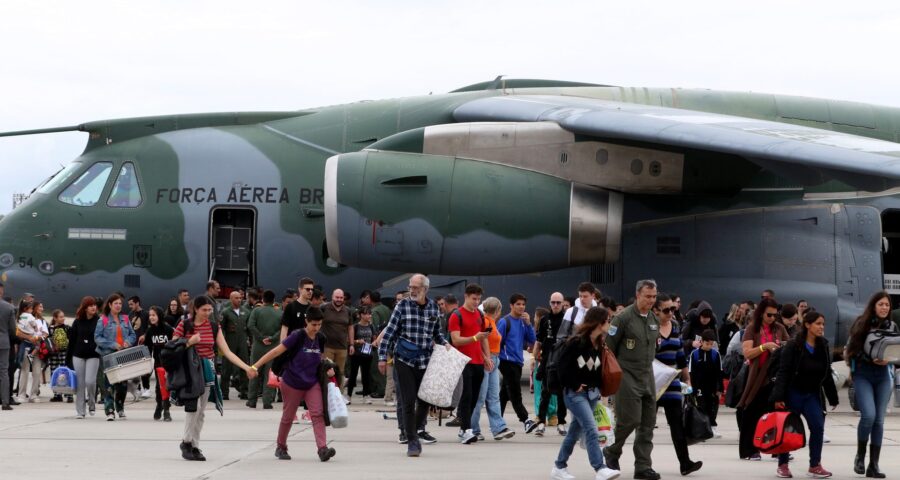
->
<box><xmin>754</xmin><ymin>411</ymin><xmax>806</xmax><ymax>454</ymax></box>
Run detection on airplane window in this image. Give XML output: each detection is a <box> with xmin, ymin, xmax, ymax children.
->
<box><xmin>107</xmin><ymin>162</ymin><xmax>142</xmax><ymax>208</ymax></box>
<box><xmin>58</xmin><ymin>162</ymin><xmax>113</xmax><ymax>206</ymax></box>
<box><xmin>36</xmin><ymin>162</ymin><xmax>81</xmax><ymax>195</ymax></box>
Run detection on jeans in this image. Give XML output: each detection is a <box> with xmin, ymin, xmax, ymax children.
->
<box><xmin>100</xmin><ymin>369</ymin><xmax>127</xmax><ymax>415</ymax></box>
<box><xmin>499</xmin><ymin>360</ymin><xmax>529</xmax><ymax>422</ymax></box>
<box><xmin>555</xmin><ymin>388</ymin><xmax>607</xmax><ymax>471</ymax></box>
<box><xmin>853</xmin><ymin>361</ymin><xmax>893</xmax><ymax>446</ymax></box>
<box><xmin>278</xmin><ymin>382</ymin><xmax>326</xmax><ymax>450</ymax></box>
<box><xmin>472</xmin><ymin>355</ymin><xmax>508</xmax><ymax>435</ymax></box>
<box><xmin>395</xmin><ymin>361</ymin><xmax>430</xmax><ymax>442</ymax></box>
<box><xmin>457</xmin><ymin>363</ymin><xmax>484</xmax><ymax>434</ymax></box>
<box><xmin>777</xmin><ymin>389</ymin><xmax>825</xmax><ymax>467</ymax></box>
<box><xmin>72</xmin><ymin>356</ymin><xmax>99</xmax><ymax>416</ymax></box>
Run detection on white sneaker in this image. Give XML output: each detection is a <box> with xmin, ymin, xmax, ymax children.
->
<box><xmin>364</xmin><ymin>395</ymin><xmax>373</xmax><ymax>405</ymax></box>
<box><xmin>550</xmin><ymin>467</ymin><xmax>577</xmax><ymax>480</ymax></box>
<box><xmin>141</xmin><ymin>389</ymin><xmax>152</xmax><ymax>399</ymax></box>
<box><xmin>712</xmin><ymin>426</ymin><xmax>722</xmax><ymax>438</ymax></box>
<box><xmin>460</xmin><ymin>428</ymin><xmax>477</xmax><ymax>444</ymax></box>
<box><xmin>823</xmin><ymin>433</ymin><xmax>831</xmax><ymax>443</ymax></box>
<box><xmin>595</xmin><ymin>467</ymin><xmax>621</xmax><ymax>480</ymax></box>
<box><xmin>383</xmin><ymin>400</ymin><xmax>396</xmax><ymax>407</ymax></box>
<box><xmin>558</xmin><ymin>424</ymin><xmax>567</xmax><ymax>435</ymax></box>
<box><xmin>28</xmin><ymin>396</ymin><xmax>40</xmax><ymax>403</ymax></box>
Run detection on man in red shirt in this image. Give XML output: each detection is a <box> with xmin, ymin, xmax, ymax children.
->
<box><xmin>449</xmin><ymin>283</ymin><xmax>492</xmax><ymax>445</ymax></box>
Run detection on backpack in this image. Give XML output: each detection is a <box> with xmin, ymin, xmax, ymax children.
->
<box><xmin>273</xmin><ymin>331</ymin><xmax>324</xmax><ymax>377</ymax></box>
<box><xmin>52</xmin><ymin>326</ymin><xmax>69</xmax><ymax>352</ymax></box>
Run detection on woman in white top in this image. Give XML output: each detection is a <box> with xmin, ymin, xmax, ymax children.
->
<box><xmin>16</xmin><ymin>300</ymin><xmax>48</xmax><ymax>402</ymax></box>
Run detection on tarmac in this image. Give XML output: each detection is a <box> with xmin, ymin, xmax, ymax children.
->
<box><xmin>2</xmin><ymin>378</ymin><xmax>898</xmax><ymax>480</ymax></box>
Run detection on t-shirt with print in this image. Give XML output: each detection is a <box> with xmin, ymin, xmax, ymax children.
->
<box><xmin>281</xmin><ymin>300</ymin><xmax>309</xmax><ymax>334</ymax></box>
<box><xmin>448</xmin><ymin>307</ymin><xmax>485</xmax><ymax>365</ymax></box>
<box><xmin>353</xmin><ymin>323</ymin><xmax>375</xmax><ymax>357</ymax></box>
<box><xmin>174</xmin><ymin>319</ymin><xmax>216</xmax><ymax>360</ymax></box>
<box><xmin>281</xmin><ymin>330</ymin><xmax>326</xmax><ymax>390</ymax></box>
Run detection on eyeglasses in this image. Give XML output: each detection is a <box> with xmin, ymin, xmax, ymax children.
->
<box><xmin>408</xmin><ymin>285</ymin><xmax>424</xmax><ymax>290</ymax></box>
<box><xmin>550</xmin><ymin>301</ymin><xmax>562</xmax><ymax>305</ymax></box>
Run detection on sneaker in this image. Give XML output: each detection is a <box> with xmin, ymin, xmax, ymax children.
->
<box><xmin>163</xmin><ymin>410</ymin><xmax>172</xmax><ymax>422</ymax></box>
<box><xmin>807</xmin><ymin>465</ymin><xmax>832</xmax><ymax>478</ymax></box>
<box><xmin>106</xmin><ymin>414</ymin><xmax>116</xmax><ymax>421</ymax></box>
<box><xmin>117</xmin><ymin>411</ymin><xmax>126</xmax><ymax>419</ymax></box>
<box><xmin>712</xmin><ymin>426</ymin><xmax>722</xmax><ymax>438</ymax></box>
<box><xmin>634</xmin><ymin>469</ymin><xmax>661</xmax><ymax>480</ymax></box>
<box><xmin>476</xmin><ymin>433</ymin><xmax>485</xmax><ymax>441</ymax></box>
<box><xmin>75</xmin><ymin>414</ymin><xmax>84</xmax><ymax>419</ymax></box>
<box><xmin>300</xmin><ymin>411</ymin><xmax>312</xmax><ymax>424</ymax></box>
<box><xmin>317</xmin><ymin>446</ymin><xmax>336</xmax><ymax>462</ymax></box>
<box><xmin>88</xmin><ymin>408</ymin><xmax>96</xmax><ymax>416</ymax></box>
<box><xmin>459</xmin><ymin>428</ymin><xmax>477</xmax><ymax>444</ymax></box>
<box><xmin>28</xmin><ymin>396</ymin><xmax>40</xmax><ymax>403</ymax></box>
<box><xmin>680</xmin><ymin>460</ymin><xmax>703</xmax><ymax>476</ymax></box>
<box><xmin>776</xmin><ymin>464</ymin><xmax>792</xmax><ymax>478</ymax></box>
<box><xmin>384</xmin><ymin>400</ymin><xmax>396</xmax><ymax>407</ymax></box>
<box><xmin>445</xmin><ymin>416</ymin><xmax>461</xmax><ymax>427</ymax></box>
<box><xmin>822</xmin><ymin>433</ymin><xmax>831</xmax><ymax>444</ymax></box>
<box><xmin>557</xmin><ymin>423</ymin><xmax>568</xmax><ymax>436</ymax></box>
<box><xmin>524</xmin><ymin>419</ymin><xmax>537</xmax><ymax>433</ymax></box>
<box><xmin>141</xmin><ymin>389</ymin><xmax>153</xmax><ymax>399</ymax></box>
<box><xmin>292</xmin><ymin>414</ymin><xmax>299</xmax><ymax>424</ymax></box>
<box><xmin>398</xmin><ymin>432</ymin><xmax>408</xmax><ymax>444</ymax></box>
<box><xmin>407</xmin><ymin>440</ymin><xmax>422</xmax><ymax>457</ymax></box>
<box><xmin>364</xmin><ymin>395</ymin><xmax>373</xmax><ymax>405</ymax></box>
<box><xmin>180</xmin><ymin>441</ymin><xmax>193</xmax><ymax>460</ymax></box>
<box><xmin>50</xmin><ymin>395</ymin><xmax>63</xmax><ymax>403</ymax></box>
<box><xmin>274</xmin><ymin>446</ymin><xmax>291</xmax><ymax>460</ymax></box>
<box><xmin>596</xmin><ymin>467</ymin><xmax>621</xmax><ymax>480</ymax></box>
<box><xmin>550</xmin><ymin>467</ymin><xmax>577</xmax><ymax>480</ymax></box>
<box><xmin>191</xmin><ymin>448</ymin><xmax>206</xmax><ymax>461</ymax></box>
<box><xmin>493</xmin><ymin>428</ymin><xmax>516</xmax><ymax>441</ymax></box>
<box><xmin>535</xmin><ymin>422</ymin><xmax>546</xmax><ymax>436</ymax></box>
<box><xmin>418</xmin><ymin>430</ymin><xmax>437</xmax><ymax>444</ymax></box>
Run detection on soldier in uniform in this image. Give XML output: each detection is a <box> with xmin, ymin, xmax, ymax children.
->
<box><xmin>220</xmin><ymin>291</ymin><xmax>250</xmax><ymax>400</ymax></box>
<box><xmin>604</xmin><ymin>279</ymin><xmax>661</xmax><ymax>480</ymax></box>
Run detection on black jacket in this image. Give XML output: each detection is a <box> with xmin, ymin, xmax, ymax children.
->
<box><xmin>770</xmin><ymin>337</ymin><xmax>839</xmax><ymax>407</ymax></box>
<box><xmin>681</xmin><ymin>300</ymin><xmax>718</xmax><ymax>357</ymax></box>
<box><xmin>160</xmin><ymin>338</ymin><xmax>206</xmax><ymax>412</ymax></box>
<box><xmin>66</xmin><ymin>315</ymin><xmax>100</xmax><ymax>365</ymax></box>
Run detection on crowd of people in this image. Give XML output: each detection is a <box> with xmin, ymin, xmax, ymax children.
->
<box><xmin>0</xmin><ymin>276</ymin><xmax>897</xmax><ymax>480</ymax></box>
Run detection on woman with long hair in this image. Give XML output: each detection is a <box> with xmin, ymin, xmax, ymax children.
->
<box><xmin>93</xmin><ymin>293</ymin><xmax>136</xmax><ymax>420</ymax></box>
<box><xmin>144</xmin><ymin>305</ymin><xmax>174</xmax><ymax>421</ymax></box>
<box><xmin>770</xmin><ymin>311</ymin><xmax>839</xmax><ymax>478</ymax></box>
<box><xmin>172</xmin><ymin>295</ymin><xmax>257</xmax><ymax>461</ymax></box>
<box><xmin>844</xmin><ymin>291</ymin><xmax>898</xmax><ymax>478</ymax></box>
<box><xmin>67</xmin><ymin>296</ymin><xmax>101</xmax><ymax>418</ymax></box>
<box><xmin>163</xmin><ymin>298</ymin><xmax>184</xmax><ymax>329</ymax></box>
<box><xmin>551</xmin><ymin>306</ymin><xmax>620</xmax><ymax>480</ymax></box>
<box><xmin>737</xmin><ymin>297</ymin><xmax>789</xmax><ymax>461</ymax></box>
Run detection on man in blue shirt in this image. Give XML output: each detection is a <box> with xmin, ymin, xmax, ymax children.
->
<box><xmin>497</xmin><ymin>293</ymin><xmax>536</xmax><ymax>433</ymax></box>
<box><xmin>378</xmin><ymin>274</ymin><xmax>449</xmax><ymax>458</ymax></box>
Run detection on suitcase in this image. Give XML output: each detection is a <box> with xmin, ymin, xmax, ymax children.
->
<box><xmin>102</xmin><ymin>346</ymin><xmax>154</xmax><ymax>384</ymax></box>
<box><xmin>754</xmin><ymin>410</ymin><xmax>806</xmax><ymax>454</ymax></box>
<box><xmin>863</xmin><ymin>330</ymin><xmax>900</xmax><ymax>364</ymax></box>
<box><xmin>50</xmin><ymin>366</ymin><xmax>77</xmax><ymax>395</ymax></box>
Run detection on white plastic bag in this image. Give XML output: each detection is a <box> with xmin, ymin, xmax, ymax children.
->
<box><xmin>653</xmin><ymin>359</ymin><xmax>679</xmax><ymax>401</ymax></box>
<box><xmin>326</xmin><ymin>382</ymin><xmax>349</xmax><ymax>428</ymax></box>
<box><xmin>417</xmin><ymin>346</ymin><xmax>470</xmax><ymax>407</ymax></box>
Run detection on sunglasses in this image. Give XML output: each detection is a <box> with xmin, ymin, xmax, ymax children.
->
<box><xmin>550</xmin><ymin>301</ymin><xmax>562</xmax><ymax>305</ymax></box>
<box><xmin>660</xmin><ymin>307</ymin><xmax>676</xmax><ymax>314</ymax></box>
<box><xmin>302</xmin><ymin>287</ymin><xmax>313</xmax><ymax>292</ymax></box>
<box><xmin>765</xmin><ymin>312</ymin><xmax>777</xmax><ymax>318</ymax></box>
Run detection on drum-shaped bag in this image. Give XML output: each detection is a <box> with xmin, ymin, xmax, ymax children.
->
<box><xmin>754</xmin><ymin>411</ymin><xmax>806</xmax><ymax>454</ymax></box>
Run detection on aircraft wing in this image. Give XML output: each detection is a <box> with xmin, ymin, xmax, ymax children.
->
<box><xmin>454</xmin><ymin>95</ymin><xmax>900</xmax><ymax>191</ymax></box>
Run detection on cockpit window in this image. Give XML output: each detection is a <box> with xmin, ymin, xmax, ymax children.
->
<box><xmin>58</xmin><ymin>162</ymin><xmax>113</xmax><ymax>206</ymax></box>
<box><xmin>107</xmin><ymin>162</ymin><xmax>142</xmax><ymax>208</ymax></box>
<box><xmin>36</xmin><ymin>162</ymin><xmax>82</xmax><ymax>195</ymax></box>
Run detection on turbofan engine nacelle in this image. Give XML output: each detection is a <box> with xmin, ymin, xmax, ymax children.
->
<box><xmin>324</xmin><ymin>150</ymin><xmax>622</xmax><ymax>275</ymax></box>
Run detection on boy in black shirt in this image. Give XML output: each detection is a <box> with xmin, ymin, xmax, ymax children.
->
<box><xmin>689</xmin><ymin>330</ymin><xmax>724</xmax><ymax>438</ymax></box>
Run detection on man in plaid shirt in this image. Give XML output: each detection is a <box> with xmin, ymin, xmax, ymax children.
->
<box><xmin>378</xmin><ymin>273</ymin><xmax>449</xmax><ymax>457</ymax></box>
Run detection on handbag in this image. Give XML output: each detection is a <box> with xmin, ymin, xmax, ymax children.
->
<box><xmin>683</xmin><ymin>394</ymin><xmax>714</xmax><ymax>445</ymax></box>
<box><xmin>267</xmin><ymin>370</ymin><xmax>281</xmax><ymax>389</ymax></box>
<box><xmin>600</xmin><ymin>343</ymin><xmax>622</xmax><ymax>397</ymax></box>
<box><xmin>725</xmin><ymin>362</ymin><xmax>749</xmax><ymax>408</ymax></box>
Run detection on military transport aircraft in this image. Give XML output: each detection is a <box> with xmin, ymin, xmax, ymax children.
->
<box><xmin>2</xmin><ymin>77</ymin><xmax>900</xmax><ymax>348</ymax></box>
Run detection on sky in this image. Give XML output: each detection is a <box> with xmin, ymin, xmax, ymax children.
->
<box><xmin>2</xmin><ymin>1</ymin><xmax>900</xmax><ymax>213</ymax></box>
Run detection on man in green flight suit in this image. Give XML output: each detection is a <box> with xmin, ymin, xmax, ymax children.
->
<box><xmin>220</xmin><ymin>291</ymin><xmax>251</xmax><ymax>400</ymax></box>
<box><xmin>604</xmin><ymin>279</ymin><xmax>661</xmax><ymax>480</ymax></box>
<box><xmin>246</xmin><ymin>289</ymin><xmax>281</xmax><ymax>409</ymax></box>
<box><xmin>369</xmin><ymin>291</ymin><xmax>393</xmax><ymax>397</ymax></box>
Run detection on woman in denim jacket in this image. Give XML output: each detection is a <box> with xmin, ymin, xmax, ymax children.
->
<box><xmin>94</xmin><ymin>293</ymin><xmax>136</xmax><ymax>421</ymax></box>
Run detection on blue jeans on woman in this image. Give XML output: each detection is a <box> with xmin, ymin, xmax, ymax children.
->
<box><xmin>777</xmin><ymin>389</ymin><xmax>825</xmax><ymax>467</ymax></box>
<box><xmin>853</xmin><ymin>361</ymin><xmax>893</xmax><ymax>446</ymax></box>
<box><xmin>471</xmin><ymin>354</ymin><xmax>507</xmax><ymax>435</ymax></box>
<box><xmin>555</xmin><ymin>387</ymin><xmax>607</xmax><ymax>471</ymax></box>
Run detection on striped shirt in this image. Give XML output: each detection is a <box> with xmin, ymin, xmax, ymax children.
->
<box><xmin>174</xmin><ymin>319</ymin><xmax>216</xmax><ymax>360</ymax></box>
<box><xmin>377</xmin><ymin>297</ymin><xmax>447</xmax><ymax>369</ymax></box>
<box><xmin>655</xmin><ymin>322</ymin><xmax>686</xmax><ymax>401</ymax></box>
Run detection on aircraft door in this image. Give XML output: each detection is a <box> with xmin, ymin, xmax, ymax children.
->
<box><xmin>209</xmin><ymin>207</ymin><xmax>256</xmax><ymax>292</ymax></box>
<box><xmin>880</xmin><ymin>209</ymin><xmax>900</xmax><ymax>303</ymax></box>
